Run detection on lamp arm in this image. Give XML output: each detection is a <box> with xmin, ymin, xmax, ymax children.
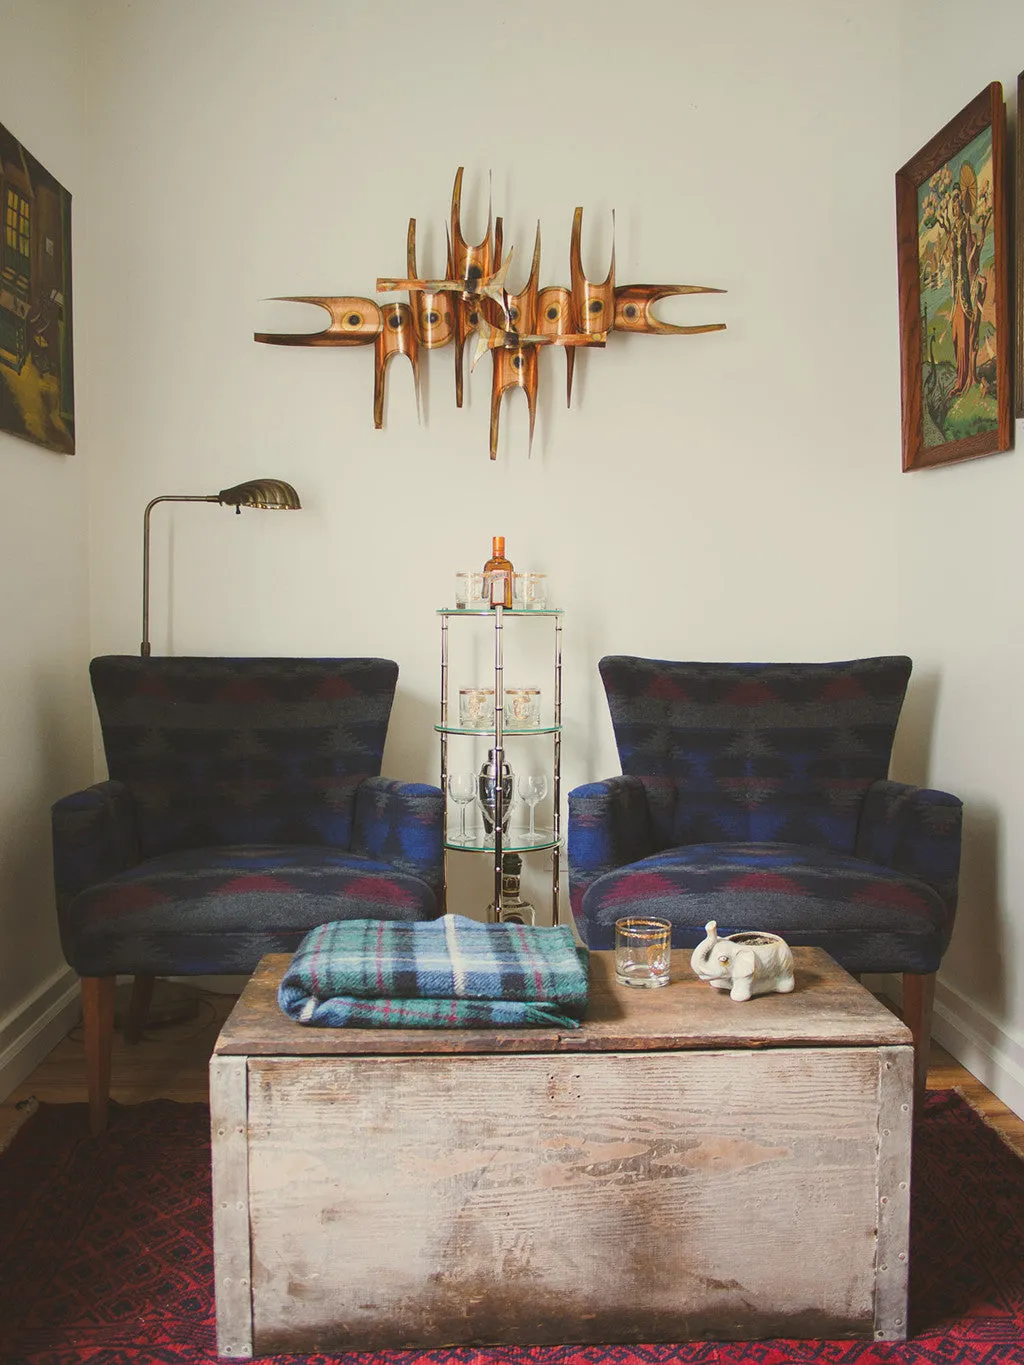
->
<box><xmin>141</xmin><ymin>494</ymin><xmax>218</xmax><ymax>658</ymax></box>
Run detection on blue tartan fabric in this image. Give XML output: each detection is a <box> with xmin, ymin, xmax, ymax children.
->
<box><xmin>53</xmin><ymin>657</ymin><xmax>444</xmax><ymax>980</ymax></box>
<box><xmin>278</xmin><ymin>915</ymin><xmax>589</xmax><ymax>1029</ymax></box>
<box><xmin>568</xmin><ymin>656</ymin><xmax>963</xmax><ymax>977</ymax></box>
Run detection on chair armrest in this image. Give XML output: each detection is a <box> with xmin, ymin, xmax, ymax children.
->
<box><xmin>567</xmin><ymin>776</ymin><xmax>656</xmax><ymax>923</ymax></box>
<box><xmin>855</xmin><ymin>779</ymin><xmax>963</xmax><ymax>930</ymax></box>
<box><xmin>51</xmin><ymin>780</ymin><xmax>139</xmax><ymax>911</ymax></box>
<box><xmin>352</xmin><ymin>776</ymin><xmax>445</xmax><ymax>901</ymax></box>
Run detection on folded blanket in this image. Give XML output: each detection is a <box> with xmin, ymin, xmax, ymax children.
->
<box><xmin>278</xmin><ymin>914</ymin><xmax>589</xmax><ymax>1029</ymax></box>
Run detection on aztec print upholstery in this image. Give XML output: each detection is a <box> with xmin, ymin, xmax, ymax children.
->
<box><xmin>53</xmin><ymin>657</ymin><xmax>444</xmax><ymax>978</ymax></box>
<box><xmin>567</xmin><ymin>656</ymin><xmax>962</xmax><ymax>974</ymax></box>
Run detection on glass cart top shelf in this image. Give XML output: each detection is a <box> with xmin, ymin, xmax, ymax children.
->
<box><xmin>437</xmin><ymin>608</ymin><xmax>564</xmax><ymax>617</ymax></box>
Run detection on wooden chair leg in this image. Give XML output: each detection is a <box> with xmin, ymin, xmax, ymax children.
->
<box><xmin>81</xmin><ymin>976</ymin><xmax>115</xmax><ymax>1136</ymax></box>
<box><xmin>124</xmin><ymin>974</ymin><xmax>155</xmax><ymax>1044</ymax></box>
<box><xmin>902</xmin><ymin>971</ymin><xmax>936</xmax><ymax>1116</ymax></box>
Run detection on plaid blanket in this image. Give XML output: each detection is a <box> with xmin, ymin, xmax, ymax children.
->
<box><xmin>278</xmin><ymin>915</ymin><xmax>589</xmax><ymax>1029</ymax></box>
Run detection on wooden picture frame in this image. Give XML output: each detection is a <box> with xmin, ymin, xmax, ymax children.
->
<box><xmin>895</xmin><ymin>83</ymin><xmax>1011</xmax><ymax>471</ymax></box>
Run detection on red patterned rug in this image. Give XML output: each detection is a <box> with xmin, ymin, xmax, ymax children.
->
<box><xmin>1</xmin><ymin>1089</ymin><xmax>1022</xmax><ymax>1364</ymax></box>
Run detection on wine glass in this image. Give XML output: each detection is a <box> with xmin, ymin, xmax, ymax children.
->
<box><xmin>517</xmin><ymin>774</ymin><xmax>548</xmax><ymax>842</ymax></box>
<box><xmin>448</xmin><ymin>772</ymin><xmax>476</xmax><ymax>844</ymax></box>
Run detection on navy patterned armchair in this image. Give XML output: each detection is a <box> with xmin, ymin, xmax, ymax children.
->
<box><xmin>52</xmin><ymin>656</ymin><xmax>444</xmax><ymax>1132</ymax></box>
<box><xmin>568</xmin><ymin>656</ymin><xmax>962</xmax><ymax>1104</ymax></box>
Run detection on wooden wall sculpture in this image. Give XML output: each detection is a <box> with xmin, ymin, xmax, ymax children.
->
<box><xmin>254</xmin><ymin>169</ymin><xmax>726</xmax><ymax>459</ymax></box>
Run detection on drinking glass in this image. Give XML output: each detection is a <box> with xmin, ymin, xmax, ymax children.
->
<box><xmin>455</xmin><ymin>572</ymin><xmax>487</xmax><ymax>610</ymax></box>
<box><xmin>448</xmin><ymin>772</ymin><xmax>477</xmax><ymax>844</ymax></box>
<box><xmin>518</xmin><ymin>773</ymin><xmax>548</xmax><ymax>841</ymax></box>
<box><xmin>615</xmin><ymin>917</ymin><xmax>672</xmax><ymax>988</ymax></box>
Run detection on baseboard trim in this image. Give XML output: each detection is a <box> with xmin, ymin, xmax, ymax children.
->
<box><xmin>0</xmin><ymin>967</ymin><xmax>80</xmax><ymax>1102</ymax></box>
<box><xmin>875</xmin><ymin>971</ymin><xmax>1024</xmax><ymax>1120</ymax></box>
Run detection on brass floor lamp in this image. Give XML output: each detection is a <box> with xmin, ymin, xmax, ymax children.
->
<box><xmin>126</xmin><ymin>477</ymin><xmax>301</xmax><ymax>1031</ymax></box>
<box><xmin>141</xmin><ymin>477</ymin><xmax>301</xmax><ymax>657</ymax></box>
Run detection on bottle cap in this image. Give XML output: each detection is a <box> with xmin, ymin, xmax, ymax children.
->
<box><xmin>493</xmin><ymin>535</ymin><xmax>505</xmax><ymax>555</ymax></box>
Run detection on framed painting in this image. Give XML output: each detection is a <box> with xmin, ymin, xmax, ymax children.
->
<box><xmin>0</xmin><ymin>120</ymin><xmax>74</xmax><ymax>454</ymax></box>
<box><xmin>895</xmin><ymin>83</ymin><xmax>1011</xmax><ymax>471</ymax></box>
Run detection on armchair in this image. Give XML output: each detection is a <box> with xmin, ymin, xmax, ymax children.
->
<box><xmin>568</xmin><ymin>656</ymin><xmax>962</xmax><ymax>1105</ymax></box>
<box><xmin>53</xmin><ymin>656</ymin><xmax>443</xmax><ymax>1133</ymax></box>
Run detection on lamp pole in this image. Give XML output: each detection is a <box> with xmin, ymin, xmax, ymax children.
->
<box><xmin>141</xmin><ymin>495</ymin><xmax>219</xmax><ymax>658</ymax></box>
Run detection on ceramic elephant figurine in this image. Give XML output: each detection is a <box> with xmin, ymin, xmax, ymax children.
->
<box><xmin>689</xmin><ymin>920</ymin><xmax>795</xmax><ymax>1002</ymax></box>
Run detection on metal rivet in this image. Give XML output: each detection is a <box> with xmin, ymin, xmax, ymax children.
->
<box><xmin>898</xmin><ymin>1252</ymin><xmax>907</xmax><ymax>1262</ymax></box>
<box><xmin>895</xmin><ymin>1318</ymin><xmax>904</xmax><ymax>1327</ymax></box>
<box><xmin>899</xmin><ymin>1182</ymin><xmax>908</xmax><ymax>1191</ymax></box>
<box><xmin>880</xmin><ymin>1263</ymin><xmax>887</xmax><ymax>1271</ymax></box>
<box><xmin>901</xmin><ymin>1103</ymin><xmax>909</xmax><ymax>1112</ymax></box>
<box><xmin>883</xmin><ymin>1128</ymin><xmax>890</xmax><ymax>1136</ymax></box>
<box><xmin>217</xmin><ymin>1126</ymin><xmax>226</xmax><ymax>1136</ymax></box>
<box><xmin>880</xmin><ymin>1195</ymin><xmax>888</xmax><ymax>1204</ymax></box>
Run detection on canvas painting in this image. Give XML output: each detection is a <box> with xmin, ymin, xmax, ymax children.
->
<box><xmin>895</xmin><ymin>83</ymin><xmax>1010</xmax><ymax>471</ymax></box>
<box><xmin>0</xmin><ymin>120</ymin><xmax>74</xmax><ymax>454</ymax></box>
<box><xmin>917</xmin><ymin>127</ymin><xmax>997</xmax><ymax>449</ymax></box>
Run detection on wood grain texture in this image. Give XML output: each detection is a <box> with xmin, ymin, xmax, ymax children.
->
<box><xmin>873</xmin><ymin>1045</ymin><xmax>914</xmax><ymax>1340</ymax></box>
<box><xmin>210</xmin><ymin>1055</ymin><xmax>253</xmax><ymax>1359</ymax></box>
<box><xmin>81</xmin><ymin>976</ymin><xmax>114</xmax><ymax>1135</ymax></box>
<box><xmin>4</xmin><ymin>996</ymin><xmax>1018</xmax><ymax>1158</ymax></box>
<box><xmin>214</xmin><ymin>948</ymin><xmax>911</xmax><ymax>1059</ymax></box>
<box><xmin>244</xmin><ymin>1046</ymin><xmax>902</xmax><ymax>1350</ymax></box>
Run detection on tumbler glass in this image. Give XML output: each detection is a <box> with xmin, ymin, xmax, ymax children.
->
<box><xmin>614</xmin><ymin>917</ymin><xmax>672</xmax><ymax>988</ymax></box>
<box><xmin>455</xmin><ymin>571</ymin><xmax>487</xmax><ymax>610</ymax></box>
<box><xmin>459</xmin><ymin>687</ymin><xmax>495</xmax><ymax>729</ymax></box>
<box><xmin>513</xmin><ymin>572</ymin><xmax>548</xmax><ymax>610</ymax></box>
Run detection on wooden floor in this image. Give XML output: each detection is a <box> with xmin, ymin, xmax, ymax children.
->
<box><xmin>2</xmin><ymin>982</ymin><xmax>1024</xmax><ymax>1156</ymax></box>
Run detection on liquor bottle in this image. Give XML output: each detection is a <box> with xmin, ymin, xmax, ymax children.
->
<box><xmin>498</xmin><ymin>852</ymin><xmax>536</xmax><ymax>926</ymax></box>
<box><xmin>483</xmin><ymin>535</ymin><xmax>514</xmax><ymax>608</ymax></box>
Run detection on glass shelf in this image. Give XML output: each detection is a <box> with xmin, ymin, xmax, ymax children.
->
<box><xmin>445</xmin><ymin>830</ymin><xmax>560</xmax><ymax>853</ymax></box>
<box><xmin>437</xmin><ymin>608</ymin><xmax>563</xmax><ymax>617</ymax></box>
<box><xmin>435</xmin><ymin>724</ymin><xmax>561</xmax><ymax>736</ymax></box>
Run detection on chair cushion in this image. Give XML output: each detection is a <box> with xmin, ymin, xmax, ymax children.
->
<box><xmin>579</xmin><ymin>841</ymin><xmax>948</xmax><ymax>974</ymax></box>
<box><xmin>62</xmin><ymin>844</ymin><xmax>439</xmax><ymax>977</ymax></box>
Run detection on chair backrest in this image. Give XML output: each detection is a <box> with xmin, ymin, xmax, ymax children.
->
<box><xmin>598</xmin><ymin>655</ymin><xmax>912</xmax><ymax>854</ymax></box>
<box><xmin>90</xmin><ymin>656</ymin><xmax>399</xmax><ymax>860</ymax></box>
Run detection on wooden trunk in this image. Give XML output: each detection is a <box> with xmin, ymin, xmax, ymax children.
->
<box><xmin>211</xmin><ymin>949</ymin><xmax>913</xmax><ymax>1356</ymax></box>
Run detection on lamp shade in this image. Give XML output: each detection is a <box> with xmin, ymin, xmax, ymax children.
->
<box><xmin>215</xmin><ymin>478</ymin><xmax>301</xmax><ymax>510</ymax></box>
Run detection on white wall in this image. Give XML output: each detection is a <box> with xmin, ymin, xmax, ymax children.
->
<box><xmin>11</xmin><ymin>0</ymin><xmax>1022</xmax><ymax>1116</ymax></box>
<box><xmin>80</xmin><ymin>0</ymin><xmax>904</xmax><ymax>918</ymax></box>
<box><xmin>896</xmin><ymin>0</ymin><xmax>1024</xmax><ymax>1114</ymax></box>
<box><xmin>0</xmin><ymin>0</ymin><xmax>93</xmax><ymax>1092</ymax></box>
